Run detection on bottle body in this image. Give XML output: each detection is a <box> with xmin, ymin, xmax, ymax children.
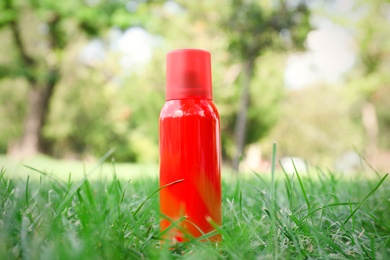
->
<box><xmin>159</xmin><ymin>98</ymin><xmax>221</xmax><ymax>242</ymax></box>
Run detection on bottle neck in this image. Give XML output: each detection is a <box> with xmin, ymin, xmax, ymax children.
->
<box><xmin>166</xmin><ymin>97</ymin><xmax>212</xmax><ymax>101</ymax></box>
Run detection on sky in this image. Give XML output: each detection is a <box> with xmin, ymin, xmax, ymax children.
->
<box><xmin>79</xmin><ymin>27</ymin><xmax>157</xmax><ymax>72</ymax></box>
<box><xmin>284</xmin><ymin>0</ymin><xmax>359</xmax><ymax>89</ymax></box>
<box><xmin>284</xmin><ymin>25</ymin><xmax>356</xmax><ymax>89</ymax></box>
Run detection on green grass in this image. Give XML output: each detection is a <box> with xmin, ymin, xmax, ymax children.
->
<box><xmin>0</xmin><ymin>152</ymin><xmax>389</xmax><ymax>259</ymax></box>
<box><xmin>0</xmin><ymin>153</ymin><xmax>158</xmax><ymax>181</ymax></box>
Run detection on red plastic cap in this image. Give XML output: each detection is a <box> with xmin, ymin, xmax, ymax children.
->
<box><xmin>166</xmin><ymin>49</ymin><xmax>212</xmax><ymax>100</ymax></box>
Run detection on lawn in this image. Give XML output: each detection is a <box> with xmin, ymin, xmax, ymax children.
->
<box><xmin>0</xmin><ymin>151</ymin><xmax>389</xmax><ymax>259</ymax></box>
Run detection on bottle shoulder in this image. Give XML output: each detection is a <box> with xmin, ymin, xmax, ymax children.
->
<box><xmin>160</xmin><ymin>99</ymin><xmax>219</xmax><ymax>119</ymax></box>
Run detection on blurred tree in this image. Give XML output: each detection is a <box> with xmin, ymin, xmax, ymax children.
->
<box><xmin>330</xmin><ymin>0</ymin><xmax>390</xmax><ymax>165</ymax></box>
<box><xmin>262</xmin><ymin>86</ymin><xmax>365</xmax><ymax>166</ymax></box>
<box><xmin>43</xmin><ymin>51</ymin><xmax>121</xmax><ymax>159</ymax></box>
<box><xmin>353</xmin><ymin>0</ymin><xmax>390</xmax><ymax>158</ymax></box>
<box><xmin>223</xmin><ymin>0</ymin><xmax>311</xmax><ymax>170</ymax></box>
<box><xmin>0</xmin><ymin>79</ymin><xmax>28</xmax><ymax>153</ymax></box>
<box><xmin>0</xmin><ymin>0</ymin><xmax>162</xmax><ymax>157</ymax></box>
<box><xmin>113</xmin><ymin>51</ymin><xmax>166</xmax><ymax>162</ymax></box>
<box><xmin>260</xmin><ymin>0</ymin><xmax>390</xmax><ymax>169</ymax></box>
<box><xmin>44</xmin><ymin>42</ymin><xmax>164</xmax><ymax>162</ymax></box>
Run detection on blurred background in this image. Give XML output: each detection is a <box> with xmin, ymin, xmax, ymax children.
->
<box><xmin>0</xmin><ymin>0</ymin><xmax>389</xmax><ymax>173</ymax></box>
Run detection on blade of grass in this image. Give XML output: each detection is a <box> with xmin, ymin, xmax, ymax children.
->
<box><xmin>239</xmin><ymin>190</ymin><xmax>243</xmax><ymax>216</ymax></box>
<box><xmin>358</xmin><ymin>152</ymin><xmax>381</xmax><ymax>178</ymax></box>
<box><xmin>133</xmin><ymin>179</ymin><xmax>184</xmax><ymax>217</ymax></box>
<box><xmin>81</xmin><ymin>178</ymin><xmax>95</xmax><ymax>207</ymax></box>
<box><xmin>359</xmin><ymin>236</ymin><xmax>373</xmax><ymax>259</ymax></box>
<box><xmin>24</xmin><ymin>165</ymin><xmax>67</xmax><ymax>192</ymax></box>
<box><xmin>268</xmin><ymin>142</ymin><xmax>277</xmax><ymax>256</ymax></box>
<box><xmin>343</xmin><ymin>173</ymin><xmax>388</xmax><ymax>225</ymax></box>
<box><xmin>370</xmin><ymin>236</ymin><xmax>376</xmax><ymax>260</ymax></box>
<box><xmin>0</xmin><ymin>167</ymin><xmax>6</xmax><ymax>185</ymax></box>
<box><xmin>365</xmin><ymin>212</ymin><xmax>390</xmax><ymax>231</ymax></box>
<box><xmin>158</xmin><ymin>214</ymin><xmax>189</xmax><ymax>239</ymax></box>
<box><xmin>55</xmin><ymin>149</ymin><xmax>115</xmax><ymax>217</ymax></box>
<box><xmin>312</xmin><ymin>229</ymin><xmax>351</xmax><ymax>258</ymax></box>
<box><xmin>289</xmin><ymin>212</ymin><xmax>309</xmax><ymax>234</ymax></box>
<box><xmin>25</xmin><ymin>175</ymin><xmax>30</xmax><ymax>204</ymax></box>
<box><xmin>349</xmin><ymin>199</ymin><xmax>355</xmax><ymax>234</ymax></box>
<box><xmin>252</xmin><ymin>171</ymin><xmax>267</xmax><ymax>186</ymax></box>
<box><xmin>193</xmin><ymin>229</ymin><xmax>220</xmax><ymax>242</ymax></box>
<box><xmin>279</xmin><ymin>213</ymin><xmax>306</xmax><ymax>257</ymax></box>
<box><xmin>21</xmin><ymin>215</ymin><xmax>29</xmax><ymax>258</ymax></box>
<box><xmin>67</xmin><ymin>172</ymin><xmax>72</xmax><ymax>191</ymax></box>
<box><xmin>281</xmin><ymin>164</ymin><xmax>294</xmax><ymax>209</ymax></box>
<box><xmin>182</xmin><ymin>218</ymin><xmax>206</xmax><ymax>239</ymax></box>
<box><xmin>303</xmin><ymin>202</ymin><xmax>359</xmax><ymax>219</ymax></box>
<box><xmin>294</xmin><ymin>160</ymin><xmax>311</xmax><ymax>213</ymax></box>
<box><xmin>120</xmin><ymin>179</ymin><xmax>131</xmax><ymax>204</ymax></box>
<box><xmin>271</xmin><ymin>142</ymin><xmax>277</xmax><ymax>208</ymax></box>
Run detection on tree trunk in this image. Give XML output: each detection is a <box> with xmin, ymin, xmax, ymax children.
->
<box><xmin>7</xmin><ymin>7</ymin><xmax>59</xmax><ymax>158</ymax></box>
<box><xmin>232</xmin><ymin>60</ymin><xmax>254</xmax><ymax>171</ymax></box>
<box><xmin>361</xmin><ymin>102</ymin><xmax>379</xmax><ymax>164</ymax></box>
<box><xmin>8</xmin><ymin>81</ymin><xmax>56</xmax><ymax>158</ymax></box>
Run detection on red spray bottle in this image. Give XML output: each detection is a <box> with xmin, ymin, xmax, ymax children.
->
<box><xmin>159</xmin><ymin>49</ymin><xmax>221</xmax><ymax>242</ymax></box>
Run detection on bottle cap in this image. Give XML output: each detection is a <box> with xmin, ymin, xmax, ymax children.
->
<box><xmin>166</xmin><ymin>49</ymin><xmax>212</xmax><ymax>100</ymax></box>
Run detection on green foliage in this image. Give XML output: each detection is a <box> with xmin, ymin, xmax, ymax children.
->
<box><xmin>111</xmin><ymin>55</ymin><xmax>165</xmax><ymax>162</ymax></box>
<box><xmin>0</xmin><ymin>80</ymin><xmax>28</xmax><ymax>153</ymax></box>
<box><xmin>0</xmin><ymin>0</ymin><xmax>164</xmax><ymax>77</ymax></box>
<box><xmin>0</xmin><ymin>1</ymin><xmax>17</xmax><ymax>28</ymax></box>
<box><xmin>223</xmin><ymin>0</ymin><xmax>312</xmax><ymax>167</ymax></box>
<box><xmin>220</xmin><ymin>53</ymin><xmax>286</xmax><ymax>159</ymax></box>
<box><xmin>0</xmin><ymin>0</ymin><xmax>166</xmax><ymax>160</ymax></box>
<box><xmin>42</xmin><ymin>49</ymin><xmax>165</xmax><ymax>162</ymax></box>
<box><xmin>354</xmin><ymin>0</ymin><xmax>390</xmax><ymax>75</ymax></box>
<box><xmin>345</xmin><ymin>72</ymin><xmax>390</xmax><ymax>151</ymax></box>
<box><xmin>333</xmin><ymin>0</ymin><xmax>390</xmax><ymax>151</ymax></box>
<box><xmin>246</xmin><ymin>53</ymin><xmax>285</xmax><ymax>143</ymax></box>
<box><xmin>44</xmin><ymin>75</ymin><xmax>119</xmax><ymax>158</ymax></box>
<box><xmin>373</xmin><ymin>84</ymin><xmax>390</xmax><ymax>149</ymax></box>
<box><xmin>25</xmin><ymin>0</ymin><xmax>163</xmax><ymax>35</ymax></box>
<box><xmin>225</xmin><ymin>0</ymin><xmax>311</xmax><ymax>62</ymax></box>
